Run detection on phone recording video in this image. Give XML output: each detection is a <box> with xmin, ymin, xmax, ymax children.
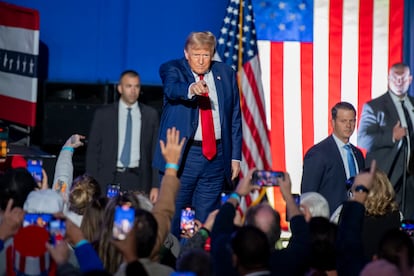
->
<box><xmin>49</xmin><ymin>218</ymin><xmax>66</xmax><ymax>245</ymax></box>
<box><xmin>180</xmin><ymin>206</ymin><xmax>195</xmax><ymax>235</ymax></box>
<box><xmin>252</xmin><ymin>170</ymin><xmax>284</xmax><ymax>186</ymax></box>
<box><xmin>23</xmin><ymin>213</ymin><xmax>53</xmax><ymax>228</ymax></box>
<box><xmin>106</xmin><ymin>183</ymin><xmax>121</xmax><ymax>198</ymax></box>
<box><xmin>112</xmin><ymin>204</ymin><xmax>135</xmax><ymax>240</ymax></box>
<box><xmin>27</xmin><ymin>159</ymin><xmax>43</xmax><ymax>182</ymax></box>
<box><xmin>0</xmin><ymin>126</ymin><xmax>8</xmax><ymax>160</ymax></box>
<box><xmin>401</xmin><ymin>219</ymin><xmax>414</xmax><ymax>237</ymax></box>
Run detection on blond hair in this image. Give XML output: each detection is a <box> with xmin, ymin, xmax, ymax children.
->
<box><xmin>364</xmin><ymin>169</ymin><xmax>399</xmax><ymax>216</ymax></box>
<box><xmin>184</xmin><ymin>31</ymin><xmax>216</xmax><ymax>55</ymax></box>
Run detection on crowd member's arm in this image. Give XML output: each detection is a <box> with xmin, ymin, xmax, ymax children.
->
<box><xmin>336</xmin><ymin>160</ymin><xmax>376</xmax><ymax>276</ymax></box>
<box><xmin>269</xmin><ymin>173</ymin><xmax>311</xmax><ymax>276</ymax></box>
<box><xmin>64</xmin><ymin>217</ymin><xmax>104</xmax><ymax>273</ymax></box>
<box><xmin>210</xmin><ymin>169</ymin><xmax>258</xmax><ymax>276</ymax></box>
<box><xmin>150</xmin><ymin>127</ymin><xmax>185</xmax><ymax>260</ymax></box>
<box><xmin>0</xmin><ymin>199</ymin><xmax>24</xmax><ymax>252</ymax></box>
<box><xmin>52</xmin><ymin>134</ymin><xmax>85</xmax><ymax>202</ymax></box>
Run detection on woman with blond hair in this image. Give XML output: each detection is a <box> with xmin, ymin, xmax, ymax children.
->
<box><xmin>331</xmin><ymin>168</ymin><xmax>401</xmax><ymax>260</ymax></box>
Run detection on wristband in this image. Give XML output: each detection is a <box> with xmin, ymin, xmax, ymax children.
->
<box><xmin>62</xmin><ymin>146</ymin><xmax>74</xmax><ymax>153</ymax></box>
<box><xmin>354</xmin><ymin>185</ymin><xmax>369</xmax><ymax>193</ymax></box>
<box><xmin>165</xmin><ymin>163</ymin><xmax>179</xmax><ymax>171</ymax></box>
<box><xmin>74</xmin><ymin>239</ymin><xmax>88</xmax><ymax>248</ymax></box>
<box><xmin>199</xmin><ymin>227</ymin><xmax>210</xmax><ymax>239</ymax></box>
<box><xmin>229</xmin><ymin>192</ymin><xmax>241</xmax><ymax>205</ymax></box>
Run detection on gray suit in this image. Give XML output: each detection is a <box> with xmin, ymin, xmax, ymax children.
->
<box><xmin>358</xmin><ymin>91</ymin><xmax>414</xmax><ymax>218</ymax></box>
<box><xmin>86</xmin><ymin>102</ymin><xmax>159</xmax><ymax>193</ymax></box>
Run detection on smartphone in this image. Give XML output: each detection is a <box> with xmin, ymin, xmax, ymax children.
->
<box><xmin>252</xmin><ymin>170</ymin><xmax>284</xmax><ymax>186</ymax></box>
<box><xmin>401</xmin><ymin>219</ymin><xmax>414</xmax><ymax>236</ymax></box>
<box><xmin>49</xmin><ymin>218</ymin><xmax>66</xmax><ymax>245</ymax></box>
<box><xmin>221</xmin><ymin>192</ymin><xmax>230</xmax><ymax>205</ymax></box>
<box><xmin>23</xmin><ymin>213</ymin><xmax>53</xmax><ymax>228</ymax></box>
<box><xmin>106</xmin><ymin>183</ymin><xmax>121</xmax><ymax>198</ymax></box>
<box><xmin>286</xmin><ymin>194</ymin><xmax>301</xmax><ymax>222</ymax></box>
<box><xmin>112</xmin><ymin>204</ymin><xmax>135</xmax><ymax>240</ymax></box>
<box><xmin>180</xmin><ymin>206</ymin><xmax>196</xmax><ymax>235</ymax></box>
<box><xmin>0</xmin><ymin>126</ymin><xmax>8</xmax><ymax>160</ymax></box>
<box><xmin>27</xmin><ymin>159</ymin><xmax>43</xmax><ymax>182</ymax></box>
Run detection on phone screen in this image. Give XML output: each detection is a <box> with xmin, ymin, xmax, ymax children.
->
<box><xmin>107</xmin><ymin>183</ymin><xmax>121</xmax><ymax>198</ymax></box>
<box><xmin>180</xmin><ymin>206</ymin><xmax>195</xmax><ymax>235</ymax></box>
<box><xmin>112</xmin><ymin>204</ymin><xmax>135</xmax><ymax>240</ymax></box>
<box><xmin>27</xmin><ymin>159</ymin><xmax>43</xmax><ymax>182</ymax></box>
<box><xmin>252</xmin><ymin>170</ymin><xmax>284</xmax><ymax>186</ymax></box>
<box><xmin>23</xmin><ymin>213</ymin><xmax>53</xmax><ymax>228</ymax></box>
<box><xmin>49</xmin><ymin>218</ymin><xmax>66</xmax><ymax>245</ymax></box>
<box><xmin>0</xmin><ymin>126</ymin><xmax>8</xmax><ymax>160</ymax></box>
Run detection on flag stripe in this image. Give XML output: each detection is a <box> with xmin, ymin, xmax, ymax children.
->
<box><xmin>0</xmin><ymin>2</ymin><xmax>40</xmax><ymax>30</ymax></box>
<box><xmin>300</xmin><ymin>43</ymin><xmax>314</xmax><ymax>155</ymax></box>
<box><xmin>388</xmin><ymin>0</ymin><xmax>404</xmax><ymax>67</ymax></box>
<box><xmin>0</xmin><ymin>72</ymin><xmax>37</xmax><ymax>102</ymax></box>
<box><xmin>0</xmin><ymin>26</ymin><xmax>39</xmax><ymax>55</ymax></box>
<box><xmin>0</xmin><ymin>95</ymin><xmax>36</xmax><ymax>126</ymax></box>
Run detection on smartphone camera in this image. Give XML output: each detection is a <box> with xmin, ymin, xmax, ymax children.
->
<box><xmin>112</xmin><ymin>204</ymin><xmax>135</xmax><ymax>240</ymax></box>
<box><xmin>252</xmin><ymin>170</ymin><xmax>284</xmax><ymax>186</ymax></box>
<box><xmin>107</xmin><ymin>183</ymin><xmax>121</xmax><ymax>198</ymax></box>
<box><xmin>180</xmin><ymin>206</ymin><xmax>196</xmax><ymax>235</ymax></box>
<box><xmin>27</xmin><ymin>159</ymin><xmax>43</xmax><ymax>182</ymax></box>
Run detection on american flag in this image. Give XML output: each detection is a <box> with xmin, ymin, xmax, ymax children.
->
<box><xmin>0</xmin><ymin>2</ymin><xmax>39</xmax><ymax>127</ymax></box>
<box><xmin>253</xmin><ymin>0</ymin><xmax>404</xmax><ymax>192</ymax></box>
<box><xmin>216</xmin><ymin>0</ymin><xmax>283</xmax><ymax>222</ymax></box>
<box><xmin>217</xmin><ymin>0</ymin><xmax>272</xmax><ymax>177</ymax></box>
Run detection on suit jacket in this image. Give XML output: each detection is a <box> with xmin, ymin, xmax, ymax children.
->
<box><xmin>358</xmin><ymin>91</ymin><xmax>414</xmax><ymax>186</ymax></box>
<box><xmin>85</xmin><ymin>102</ymin><xmax>159</xmax><ymax>193</ymax></box>
<box><xmin>301</xmin><ymin>135</ymin><xmax>365</xmax><ymax>214</ymax></box>
<box><xmin>152</xmin><ymin>58</ymin><xmax>242</xmax><ymax>183</ymax></box>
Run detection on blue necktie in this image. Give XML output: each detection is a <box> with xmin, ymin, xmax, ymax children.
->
<box><xmin>344</xmin><ymin>144</ymin><xmax>357</xmax><ymax>178</ymax></box>
<box><xmin>120</xmin><ymin>108</ymin><xmax>132</xmax><ymax>167</ymax></box>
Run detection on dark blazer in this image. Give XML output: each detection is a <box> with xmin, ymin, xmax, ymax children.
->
<box><xmin>301</xmin><ymin>135</ymin><xmax>365</xmax><ymax>214</ymax></box>
<box><xmin>152</xmin><ymin>58</ymin><xmax>242</xmax><ymax>184</ymax></box>
<box><xmin>358</xmin><ymin>92</ymin><xmax>414</xmax><ymax>186</ymax></box>
<box><xmin>85</xmin><ymin>102</ymin><xmax>159</xmax><ymax>193</ymax></box>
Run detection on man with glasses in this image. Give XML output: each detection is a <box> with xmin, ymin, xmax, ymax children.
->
<box><xmin>358</xmin><ymin>62</ymin><xmax>414</xmax><ymax>219</ymax></box>
<box><xmin>301</xmin><ymin>102</ymin><xmax>365</xmax><ymax>215</ymax></box>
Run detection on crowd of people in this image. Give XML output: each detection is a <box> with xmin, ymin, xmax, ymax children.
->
<box><xmin>0</xmin><ymin>31</ymin><xmax>414</xmax><ymax>276</ymax></box>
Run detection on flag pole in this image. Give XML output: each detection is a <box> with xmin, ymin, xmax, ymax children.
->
<box><xmin>237</xmin><ymin>0</ymin><xmax>244</xmax><ymax>109</ymax></box>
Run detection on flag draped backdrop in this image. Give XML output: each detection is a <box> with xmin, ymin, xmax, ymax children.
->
<box><xmin>253</xmin><ymin>0</ymin><xmax>404</xmax><ymax>192</ymax></box>
<box><xmin>0</xmin><ymin>2</ymin><xmax>39</xmax><ymax>127</ymax></box>
<box><xmin>217</xmin><ymin>0</ymin><xmax>277</xmax><ymax>217</ymax></box>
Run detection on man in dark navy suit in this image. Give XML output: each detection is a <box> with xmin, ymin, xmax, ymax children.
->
<box><xmin>152</xmin><ymin>31</ymin><xmax>242</xmax><ymax>237</ymax></box>
<box><xmin>301</xmin><ymin>102</ymin><xmax>365</xmax><ymax>214</ymax></box>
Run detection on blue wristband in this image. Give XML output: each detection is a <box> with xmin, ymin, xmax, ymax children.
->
<box><xmin>165</xmin><ymin>163</ymin><xmax>179</xmax><ymax>171</ymax></box>
<box><xmin>62</xmin><ymin>146</ymin><xmax>74</xmax><ymax>153</ymax></box>
<box><xmin>229</xmin><ymin>192</ymin><xmax>241</xmax><ymax>205</ymax></box>
<box><xmin>74</xmin><ymin>239</ymin><xmax>88</xmax><ymax>248</ymax></box>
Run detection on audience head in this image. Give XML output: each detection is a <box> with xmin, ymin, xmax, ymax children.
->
<box><xmin>80</xmin><ymin>196</ymin><xmax>108</xmax><ymax>243</ymax></box>
<box><xmin>97</xmin><ymin>192</ymin><xmax>140</xmax><ymax>274</ymax></box>
<box><xmin>308</xmin><ymin>217</ymin><xmax>338</xmax><ymax>273</ymax></box>
<box><xmin>176</xmin><ymin>248</ymin><xmax>212</xmax><ymax>276</ymax></box>
<box><xmin>388</xmin><ymin>62</ymin><xmax>412</xmax><ymax>97</ymax></box>
<box><xmin>24</xmin><ymin>189</ymin><xmax>64</xmax><ymax>214</ymax></box>
<box><xmin>364</xmin><ymin>169</ymin><xmax>399</xmax><ymax>216</ymax></box>
<box><xmin>377</xmin><ymin>228</ymin><xmax>414</xmax><ymax>268</ymax></box>
<box><xmin>231</xmin><ymin>225</ymin><xmax>270</xmax><ymax>273</ymax></box>
<box><xmin>300</xmin><ymin>192</ymin><xmax>330</xmax><ymax>222</ymax></box>
<box><xmin>244</xmin><ymin>203</ymin><xmax>281</xmax><ymax>251</ymax></box>
<box><xmin>331</xmin><ymin>101</ymin><xmax>357</xmax><ymax>143</ymax></box>
<box><xmin>133</xmin><ymin>208</ymin><xmax>158</xmax><ymax>258</ymax></box>
<box><xmin>69</xmin><ymin>173</ymin><xmax>101</xmax><ymax>215</ymax></box>
<box><xmin>0</xmin><ymin>168</ymin><xmax>37</xmax><ymax>210</ymax></box>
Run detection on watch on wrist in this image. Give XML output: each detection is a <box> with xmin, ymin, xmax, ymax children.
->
<box><xmin>354</xmin><ymin>185</ymin><xmax>369</xmax><ymax>194</ymax></box>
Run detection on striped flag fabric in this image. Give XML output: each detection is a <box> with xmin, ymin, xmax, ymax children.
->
<box><xmin>0</xmin><ymin>2</ymin><xmax>40</xmax><ymax>127</ymax></box>
<box><xmin>253</xmin><ymin>0</ymin><xmax>404</xmax><ymax>192</ymax></box>
<box><xmin>217</xmin><ymin>0</ymin><xmax>273</xmax><ymax>177</ymax></box>
<box><xmin>216</xmin><ymin>0</ymin><xmax>285</xmax><ymax>224</ymax></box>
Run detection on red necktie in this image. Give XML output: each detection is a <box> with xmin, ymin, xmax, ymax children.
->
<box><xmin>198</xmin><ymin>74</ymin><xmax>216</xmax><ymax>160</ymax></box>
